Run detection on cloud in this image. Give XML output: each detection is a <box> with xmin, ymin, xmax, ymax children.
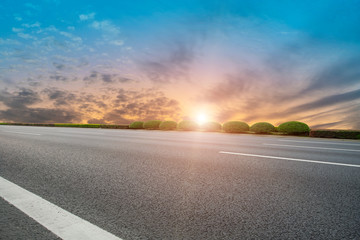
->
<box><xmin>140</xmin><ymin>40</ymin><xmax>195</xmax><ymax>83</ymax></box>
<box><xmin>0</xmin><ymin>86</ymin><xmax>182</xmax><ymax>124</ymax></box>
<box><xmin>103</xmin><ymin>89</ymin><xmax>181</xmax><ymax>123</ymax></box>
<box><xmin>90</xmin><ymin>20</ymin><xmax>120</xmax><ymax>35</ymax></box>
<box><xmin>52</xmin><ymin>62</ymin><xmax>65</xmax><ymax>70</ymax></box>
<box><xmin>283</xmin><ymin>89</ymin><xmax>360</xmax><ymax>116</ymax></box>
<box><xmin>0</xmin><ymin>38</ymin><xmax>21</xmax><ymax>45</ymax></box>
<box><xmin>24</xmin><ymin>3</ymin><xmax>41</xmax><ymax>11</ymax></box>
<box><xmin>42</xmin><ymin>88</ymin><xmax>77</xmax><ymax>107</ymax></box>
<box><xmin>110</xmin><ymin>40</ymin><xmax>124</xmax><ymax>46</ymax></box>
<box><xmin>83</xmin><ymin>71</ymin><xmax>134</xmax><ymax>84</ymax></box>
<box><xmin>79</xmin><ymin>13</ymin><xmax>95</xmax><ymax>21</ymax></box>
<box><xmin>343</xmin><ymin>105</ymin><xmax>360</xmax><ymax>129</ymax></box>
<box><xmin>0</xmin><ymin>88</ymin><xmax>41</xmax><ymax>109</ymax></box>
<box><xmin>59</xmin><ymin>31</ymin><xmax>82</xmax><ymax>43</ymax></box>
<box><xmin>0</xmin><ymin>107</ymin><xmax>80</xmax><ymax>123</ymax></box>
<box><xmin>21</xmin><ymin>22</ymin><xmax>41</xmax><ymax>28</ymax></box>
<box><xmin>49</xmin><ymin>75</ymin><xmax>69</xmax><ymax>81</ymax></box>
<box><xmin>87</xmin><ymin>118</ymin><xmax>106</xmax><ymax>124</ymax></box>
<box><xmin>14</xmin><ymin>15</ymin><xmax>22</xmax><ymax>21</ymax></box>
<box><xmin>0</xmin><ymin>88</ymin><xmax>82</xmax><ymax>123</ymax></box>
<box><xmin>311</xmin><ymin>121</ymin><xmax>345</xmax><ymax>129</ymax></box>
<box><xmin>17</xmin><ymin>33</ymin><xmax>37</xmax><ymax>40</ymax></box>
<box><xmin>12</xmin><ymin>28</ymin><xmax>24</xmax><ymax>33</ymax></box>
<box><xmin>200</xmin><ymin>71</ymin><xmax>258</xmax><ymax>103</ymax></box>
<box><xmin>303</xmin><ymin>57</ymin><xmax>360</xmax><ymax>92</ymax></box>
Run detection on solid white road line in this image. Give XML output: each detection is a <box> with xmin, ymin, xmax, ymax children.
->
<box><xmin>1</xmin><ymin>131</ymin><xmax>41</xmax><ymax>136</ymax></box>
<box><xmin>263</xmin><ymin>143</ymin><xmax>360</xmax><ymax>152</ymax></box>
<box><xmin>278</xmin><ymin>139</ymin><xmax>360</xmax><ymax>146</ymax></box>
<box><xmin>219</xmin><ymin>151</ymin><xmax>360</xmax><ymax>168</ymax></box>
<box><xmin>0</xmin><ymin>176</ymin><xmax>122</xmax><ymax>240</ymax></box>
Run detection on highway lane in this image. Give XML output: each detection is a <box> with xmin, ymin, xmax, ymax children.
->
<box><xmin>0</xmin><ymin>125</ymin><xmax>360</xmax><ymax>239</ymax></box>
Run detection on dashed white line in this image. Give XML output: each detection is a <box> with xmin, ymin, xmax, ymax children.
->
<box><xmin>0</xmin><ymin>176</ymin><xmax>122</xmax><ymax>240</ymax></box>
<box><xmin>278</xmin><ymin>139</ymin><xmax>360</xmax><ymax>146</ymax></box>
<box><xmin>57</xmin><ymin>131</ymin><xmax>105</xmax><ymax>135</ymax></box>
<box><xmin>219</xmin><ymin>151</ymin><xmax>360</xmax><ymax>168</ymax></box>
<box><xmin>1</xmin><ymin>131</ymin><xmax>41</xmax><ymax>136</ymax></box>
<box><xmin>263</xmin><ymin>143</ymin><xmax>360</xmax><ymax>152</ymax></box>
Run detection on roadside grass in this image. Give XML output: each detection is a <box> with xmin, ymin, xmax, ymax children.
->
<box><xmin>54</xmin><ymin>123</ymin><xmax>101</xmax><ymax>128</ymax></box>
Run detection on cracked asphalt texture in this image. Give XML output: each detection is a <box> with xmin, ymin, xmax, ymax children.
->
<box><xmin>1</xmin><ymin>126</ymin><xmax>360</xmax><ymax>239</ymax></box>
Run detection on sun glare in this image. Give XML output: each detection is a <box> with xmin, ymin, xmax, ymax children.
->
<box><xmin>196</xmin><ymin>113</ymin><xmax>208</xmax><ymax>125</ymax></box>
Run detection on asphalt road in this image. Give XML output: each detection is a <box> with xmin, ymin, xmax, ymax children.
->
<box><xmin>1</xmin><ymin>125</ymin><xmax>360</xmax><ymax>239</ymax></box>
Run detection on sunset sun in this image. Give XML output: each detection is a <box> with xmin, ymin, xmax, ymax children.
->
<box><xmin>196</xmin><ymin>113</ymin><xmax>208</xmax><ymax>125</ymax></box>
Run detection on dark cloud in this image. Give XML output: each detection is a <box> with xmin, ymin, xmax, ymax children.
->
<box><xmin>53</xmin><ymin>62</ymin><xmax>66</xmax><ymax>70</ymax></box>
<box><xmin>0</xmin><ymin>86</ymin><xmax>181</xmax><ymax>124</ymax></box>
<box><xmin>28</xmin><ymin>81</ymin><xmax>42</xmax><ymax>87</ymax></box>
<box><xmin>0</xmin><ymin>88</ymin><xmax>41</xmax><ymax>108</ymax></box>
<box><xmin>342</xmin><ymin>105</ymin><xmax>360</xmax><ymax>130</ymax></box>
<box><xmin>283</xmin><ymin>89</ymin><xmax>360</xmax><ymax>116</ymax></box>
<box><xmin>102</xmin><ymin>88</ymin><xmax>181</xmax><ymax>124</ymax></box>
<box><xmin>82</xmin><ymin>94</ymin><xmax>107</xmax><ymax>109</ymax></box>
<box><xmin>0</xmin><ymin>88</ymin><xmax>81</xmax><ymax>123</ymax></box>
<box><xmin>311</xmin><ymin>121</ymin><xmax>345</xmax><ymax>129</ymax></box>
<box><xmin>50</xmin><ymin>75</ymin><xmax>68</xmax><ymax>81</ymax></box>
<box><xmin>265</xmin><ymin>42</ymin><xmax>311</xmax><ymax>76</ymax></box>
<box><xmin>303</xmin><ymin>57</ymin><xmax>360</xmax><ymax>92</ymax></box>
<box><xmin>42</xmin><ymin>88</ymin><xmax>77</xmax><ymax>106</ymax></box>
<box><xmin>140</xmin><ymin>40</ymin><xmax>195</xmax><ymax>83</ymax></box>
<box><xmin>201</xmin><ymin>72</ymin><xmax>258</xmax><ymax>103</ymax></box>
<box><xmin>101</xmin><ymin>74</ymin><xmax>113</xmax><ymax>83</ymax></box>
<box><xmin>118</xmin><ymin>77</ymin><xmax>134</xmax><ymax>83</ymax></box>
<box><xmin>87</xmin><ymin>118</ymin><xmax>106</xmax><ymax>124</ymax></box>
<box><xmin>83</xmin><ymin>71</ymin><xmax>98</xmax><ymax>83</ymax></box>
<box><xmin>0</xmin><ymin>107</ymin><xmax>80</xmax><ymax>123</ymax></box>
<box><xmin>83</xmin><ymin>71</ymin><xmax>134</xmax><ymax>84</ymax></box>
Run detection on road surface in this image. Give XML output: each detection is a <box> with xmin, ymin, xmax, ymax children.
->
<box><xmin>1</xmin><ymin>125</ymin><xmax>360</xmax><ymax>239</ymax></box>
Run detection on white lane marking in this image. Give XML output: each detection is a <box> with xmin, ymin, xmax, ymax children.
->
<box><xmin>1</xmin><ymin>131</ymin><xmax>41</xmax><ymax>136</ymax></box>
<box><xmin>0</xmin><ymin>176</ymin><xmax>122</xmax><ymax>240</ymax></box>
<box><xmin>219</xmin><ymin>151</ymin><xmax>360</xmax><ymax>168</ymax></box>
<box><xmin>278</xmin><ymin>139</ymin><xmax>360</xmax><ymax>146</ymax></box>
<box><xmin>56</xmin><ymin>131</ymin><xmax>105</xmax><ymax>135</ymax></box>
<box><xmin>263</xmin><ymin>143</ymin><xmax>360</xmax><ymax>152</ymax></box>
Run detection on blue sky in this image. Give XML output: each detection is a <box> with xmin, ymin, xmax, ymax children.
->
<box><xmin>1</xmin><ymin>0</ymin><xmax>360</xmax><ymax>128</ymax></box>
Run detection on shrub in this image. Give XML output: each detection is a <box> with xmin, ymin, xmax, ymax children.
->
<box><xmin>223</xmin><ymin>121</ymin><xmax>249</xmax><ymax>133</ymax></box>
<box><xmin>178</xmin><ymin>120</ymin><xmax>198</xmax><ymax>131</ymax></box>
<box><xmin>277</xmin><ymin>121</ymin><xmax>310</xmax><ymax>135</ymax></box>
<box><xmin>99</xmin><ymin>124</ymin><xmax>129</xmax><ymax>129</ymax></box>
<box><xmin>143</xmin><ymin>120</ymin><xmax>162</xmax><ymax>129</ymax></box>
<box><xmin>202</xmin><ymin>122</ymin><xmax>222</xmax><ymax>132</ymax></box>
<box><xmin>309</xmin><ymin>129</ymin><xmax>360</xmax><ymax>139</ymax></box>
<box><xmin>159</xmin><ymin>121</ymin><xmax>177</xmax><ymax>130</ymax></box>
<box><xmin>250</xmin><ymin>122</ymin><xmax>276</xmax><ymax>134</ymax></box>
<box><xmin>129</xmin><ymin>121</ymin><xmax>144</xmax><ymax>129</ymax></box>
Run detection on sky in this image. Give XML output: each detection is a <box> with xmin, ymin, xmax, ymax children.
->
<box><xmin>0</xmin><ymin>0</ymin><xmax>360</xmax><ymax>129</ymax></box>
